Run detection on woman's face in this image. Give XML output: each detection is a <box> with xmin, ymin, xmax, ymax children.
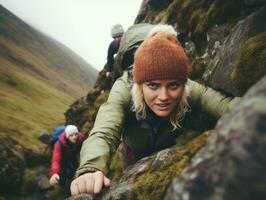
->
<box><xmin>68</xmin><ymin>133</ymin><xmax>79</xmax><ymax>144</ymax></box>
<box><xmin>142</xmin><ymin>79</ymin><xmax>185</xmax><ymax>117</ymax></box>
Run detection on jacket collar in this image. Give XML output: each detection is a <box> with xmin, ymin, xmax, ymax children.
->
<box><xmin>135</xmin><ymin>107</ymin><xmax>169</xmax><ymax>130</ymax></box>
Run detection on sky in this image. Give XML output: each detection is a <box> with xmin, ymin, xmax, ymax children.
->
<box><xmin>0</xmin><ymin>0</ymin><xmax>143</xmax><ymax>71</ymax></box>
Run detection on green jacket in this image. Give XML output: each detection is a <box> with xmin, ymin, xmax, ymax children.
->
<box><xmin>76</xmin><ymin>72</ymin><xmax>240</xmax><ymax>176</ymax></box>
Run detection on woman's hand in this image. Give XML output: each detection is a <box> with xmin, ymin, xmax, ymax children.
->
<box><xmin>49</xmin><ymin>173</ymin><xmax>60</xmax><ymax>186</ymax></box>
<box><xmin>70</xmin><ymin>171</ymin><xmax>111</xmax><ymax>195</ymax></box>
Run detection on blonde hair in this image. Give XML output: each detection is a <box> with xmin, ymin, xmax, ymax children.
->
<box><xmin>131</xmin><ymin>83</ymin><xmax>189</xmax><ymax>130</ymax></box>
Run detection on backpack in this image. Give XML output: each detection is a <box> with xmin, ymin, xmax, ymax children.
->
<box><xmin>113</xmin><ymin>23</ymin><xmax>156</xmax><ymax>79</ymax></box>
<box><xmin>49</xmin><ymin>125</ymin><xmax>65</xmax><ymax>149</ymax></box>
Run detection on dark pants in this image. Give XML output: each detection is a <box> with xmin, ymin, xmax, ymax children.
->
<box><xmin>59</xmin><ymin>156</ymin><xmax>78</xmax><ymax>187</ymax></box>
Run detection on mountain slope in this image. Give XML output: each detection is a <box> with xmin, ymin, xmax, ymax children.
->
<box><xmin>0</xmin><ymin>5</ymin><xmax>98</xmax><ymax>148</ymax></box>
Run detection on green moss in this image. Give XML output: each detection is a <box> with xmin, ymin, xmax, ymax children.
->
<box><xmin>133</xmin><ymin>133</ymin><xmax>209</xmax><ymax>199</ymax></box>
<box><xmin>163</xmin><ymin>0</ymin><xmax>183</xmax><ymax>22</ymax></box>
<box><xmin>206</xmin><ymin>0</ymin><xmax>244</xmax><ymax>27</ymax></box>
<box><xmin>81</xmin><ymin>91</ymin><xmax>109</xmax><ymax>134</ymax></box>
<box><xmin>189</xmin><ymin>8</ymin><xmax>206</xmax><ymax>33</ymax></box>
<box><xmin>231</xmin><ymin>32</ymin><xmax>266</xmax><ymax>96</ymax></box>
<box><xmin>20</xmin><ymin>168</ymin><xmax>37</xmax><ymax>195</ymax></box>
<box><xmin>181</xmin><ymin>0</ymin><xmax>191</xmax><ymax>9</ymax></box>
<box><xmin>154</xmin><ymin>9</ymin><xmax>169</xmax><ymax>23</ymax></box>
<box><xmin>108</xmin><ymin>152</ymin><xmax>122</xmax><ymax>182</ymax></box>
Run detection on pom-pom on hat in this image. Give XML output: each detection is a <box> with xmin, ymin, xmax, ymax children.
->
<box><xmin>133</xmin><ymin>24</ymin><xmax>189</xmax><ymax>84</ymax></box>
<box><xmin>111</xmin><ymin>23</ymin><xmax>124</xmax><ymax>38</ymax></box>
<box><xmin>65</xmin><ymin>125</ymin><xmax>79</xmax><ymax>138</ymax></box>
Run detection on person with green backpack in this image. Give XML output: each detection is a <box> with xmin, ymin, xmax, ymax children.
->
<box><xmin>70</xmin><ymin>24</ymin><xmax>241</xmax><ymax>195</ymax></box>
<box><xmin>105</xmin><ymin>23</ymin><xmax>124</xmax><ymax>78</ymax></box>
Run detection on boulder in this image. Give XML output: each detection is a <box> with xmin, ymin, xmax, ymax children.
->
<box><xmin>244</xmin><ymin>0</ymin><xmax>266</xmax><ymax>6</ymax></box>
<box><xmin>164</xmin><ymin>76</ymin><xmax>266</xmax><ymax>200</ymax></box>
<box><xmin>38</xmin><ymin>129</ymin><xmax>50</xmax><ymax>145</ymax></box>
<box><xmin>66</xmin><ymin>132</ymin><xmax>210</xmax><ymax>200</ymax></box>
<box><xmin>0</xmin><ymin>135</ymin><xmax>26</xmax><ymax>193</ymax></box>
<box><xmin>203</xmin><ymin>5</ymin><xmax>266</xmax><ymax>96</ymax></box>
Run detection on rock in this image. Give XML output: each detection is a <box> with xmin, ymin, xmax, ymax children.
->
<box><xmin>32</xmin><ymin>166</ymin><xmax>55</xmax><ymax>200</ymax></box>
<box><xmin>184</xmin><ymin>40</ymin><xmax>196</xmax><ymax>56</ymax></box>
<box><xmin>0</xmin><ymin>135</ymin><xmax>26</xmax><ymax>192</ymax></box>
<box><xmin>148</xmin><ymin>0</ymin><xmax>173</xmax><ymax>10</ymax></box>
<box><xmin>25</xmin><ymin>147</ymin><xmax>50</xmax><ymax>167</ymax></box>
<box><xmin>64</xmin><ymin>95</ymin><xmax>90</xmax><ymax>127</ymax></box>
<box><xmin>135</xmin><ymin>0</ymin><xmax>155</xmax><ymax>23</ymax></box>
<box><xmin>38</xmin><ymin>129</ymin><xmax>50</xmax><ymax>144</ymax></box>
<box><xmin>37</xmin><ymin>175</ymin><xmax>52</xmax><ymax>191</ymax></box>
<box><xmin>66</xmin><ymin>133</ymin><xmax>209</xmax><ymax>200</ymax></box>
<box><xmin>244</xmin><ymin>0</ymin><xmax>266</xmax><ymax>6</ymax></box>
<box><xmin>230</xmin><ymin>32</ymin><xmax>266</xmax><ymax>96</ymax></box>
<box><xmin>203</xmin><ymin>5</ymin><xmax>266</xmax><ymax>96</ymax></box>
<box><xmin>164</xmin><ymin>76</ymin><xmax>266</xmax><ymax>200</ymax></box>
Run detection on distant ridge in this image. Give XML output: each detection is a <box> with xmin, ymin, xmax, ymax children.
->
<box><xmin>0</xmin><ymin>5</ymin><xmax>98</xmax><ymax>147</ymax></box>
<box><xmin>0</xmin><ymin>5</ymin><xmax>98</xmax><ymax>97</ymax></box>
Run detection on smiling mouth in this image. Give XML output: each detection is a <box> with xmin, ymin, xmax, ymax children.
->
<box><xmin>156</xmin><ymin>103</ymin><xmax>171</xmax><ymax>109</ymax></box>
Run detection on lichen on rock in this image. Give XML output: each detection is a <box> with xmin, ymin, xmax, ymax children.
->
<box><xmin>231</xmin><ymin>32</ymin><xmax>266</xmax><ymax>95</ymax></box>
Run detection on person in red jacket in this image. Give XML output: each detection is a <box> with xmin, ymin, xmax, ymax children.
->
<box><xmin>49</xmin><ymin>125</ymin><xmax>86</xmax><ymax>187</ymax></box>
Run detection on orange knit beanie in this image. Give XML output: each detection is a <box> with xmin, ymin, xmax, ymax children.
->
<box><xmin>133</xmin><ymin>25</ymin><xmax>189</xmax><ymax>84</ymax></box>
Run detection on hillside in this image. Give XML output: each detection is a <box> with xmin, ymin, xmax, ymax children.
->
<box><xmin>0</xmin><ymin>5</ymin><xmax>98</xmax><ymax>148</ymax></box>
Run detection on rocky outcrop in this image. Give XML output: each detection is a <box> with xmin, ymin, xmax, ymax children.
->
<box><xmin>67</xmin><ymin>132</ymin><xmax>210</xmax><ymax>200</ymax></box>
<box><xmin>135</xmin><ymin>0</ymin><xmax>266</xmax><ymax>96</ymax></box>
<box><xmin>65</xmin><ymin>69</ymin><xmax>111</xmax><ymax>134</ymax></box>
<box><xmin>245</xmin><ymin>0</ymin><xmax>266</xmax><ymax>6</ymax></box>
<box><xmin>203</xmin><ymin>5</ymin><xmax>266</xmax><ymax>96</ymax></box>
<box><xmin>164</xmin><ymin>76</ymin><xmax>266</xmax><ymax>200</ymax></box>
<box><xmin>0</xmin><ymin>134</ymin><xmax>50</xmax><ymax>197</ymax></box>
<box><xmin>0</xmin><ymin>135</ymin><xmax>25</xmax><ymax>193</ymax></box>
<box><xmin>63</xmin><ymin>1</ymin><xmax>266</xmax><ymax>200</ymax></box>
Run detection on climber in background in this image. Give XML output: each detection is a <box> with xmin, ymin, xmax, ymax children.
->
<box><xmin>49</xmin><ymin>125</ymin><xmax>86</xmax><ymax>188</ymax></box>
<box><xmin>105</xmin><ymin>23</ymin><xmax>124</xmax><ymax>78</ymax></box>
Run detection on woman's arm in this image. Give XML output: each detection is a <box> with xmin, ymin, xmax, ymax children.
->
<box><xmin>189</xmin><ymin>79</ymin><xmax>241</xmax><ymax>118</ymax></box>
<box><xmin>76</xmin><ymin>72</ymin><xmax>131</xmax><ymax>176</ymax></box>
<box><xmin>50</xmin><ymin>141</ymin><xmax>62</xmax><ymax>176</ymax></box>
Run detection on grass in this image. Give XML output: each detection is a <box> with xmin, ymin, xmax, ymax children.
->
<box><xmin>0</xmin><ymin>23</ymin><xmax>97</xmax><ymax>148</ymax></box>
<box><xmin>0</xmin><ymin>53</ymin><xmax>84</xmax><ymax>149</ymax></box>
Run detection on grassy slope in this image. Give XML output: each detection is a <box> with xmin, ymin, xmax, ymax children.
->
<box><xmin>0</xmin><ymin>6</ymin><xmax>98</xmax><ymax>149</ymax></box>
<box><xmin>0</xmin><ymin>50</ymin><xmax>74</xmax><ymax>148</ymax></box>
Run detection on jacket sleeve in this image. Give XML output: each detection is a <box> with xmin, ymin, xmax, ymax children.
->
<box><xmin>189</xmin><ymin>79</ymin><xmax>241</xmax><ymax>118</ymax></box>
<box><xmin>50</xmin><ymin>142</ymin><xmax>62</xmax><ymax>176</ymax></box>
<box><xmin>76</xmin><ymin>72</ymin><xmax>131</xmax><ymax>176</ymax></box>
<box><xmin>78</xmin><ymin>133</ymin><xmax>87</xmax><ymax>142</ymax></box>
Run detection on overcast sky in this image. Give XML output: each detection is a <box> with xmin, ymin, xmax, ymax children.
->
<box><xmin>0</xmin><ymin>0</ymin><xmax>143</xmax><ymax>71</ymax></box>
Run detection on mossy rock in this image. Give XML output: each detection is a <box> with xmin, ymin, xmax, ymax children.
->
<box><xmin>80</xmin><ymin>91</ymin><xmax>109</xmax><ymax>134</ymax></box>
<box><xmin>231</xmin><ymin>32</ymin><xmax>266</xmax><ymax>95</ymax></box>
<box><xmin>0</xmin><ymin>135</ymin><xmax>26</xmax><ymax>193</ymax></box>
<box><xmin>189</xmin><ymin>8</ymin><xmax>206</xmax><ymax>33</ymax></box>
<box><xmin>20</xmin><ymin>168</ymin><xmax>38</xmax><ymax>195</ymax></box>
<box><xmin>132</xmin><ymin>132</ymin><xmax>210</xmax><ymax>200</ymax></box>
<box><xmin>108</xmin><ymin>151</ymin><xmax>122</xmax><ymax>182</ymax></box>
<box><xmin>149</xmin><ymin>0</ymin><xmax>174</xmax><ymax>10</ymax></box>
<box><xmin>206</xmin><ymin>0</ymin><xmax>245</xmax><ymax>27</ymax></box>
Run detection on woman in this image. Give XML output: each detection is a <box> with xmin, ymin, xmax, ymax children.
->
<box><xmin>49</xmin><ymin>125</ymin><xmax>86</xmax><ymax>187</ymax></box>
<box><xmin>70</xmin><ymin>25</ymin><xmax>239</xmax><ymax>195</ymax></box>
